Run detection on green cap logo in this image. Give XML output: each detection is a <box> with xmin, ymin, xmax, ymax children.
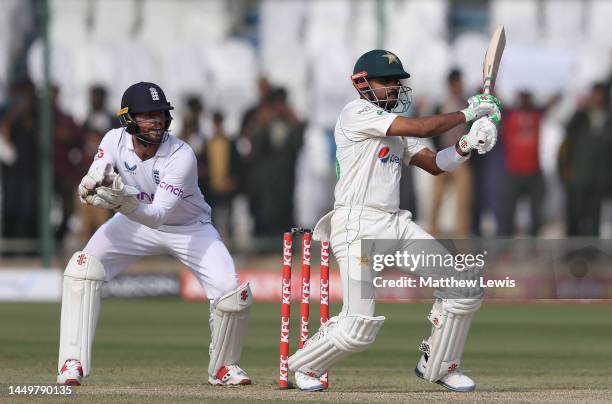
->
<box><xmin>382</xmin><ymin>52</ymin><xmax>399</xmax><ymax>64</ymax></box>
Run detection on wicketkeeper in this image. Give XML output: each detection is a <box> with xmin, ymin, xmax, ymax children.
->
<box><xmin>56</xmin><ymin>82</ymin><xmax>252</xmax><ymax>386</ymax></box>
<box><xmin>288</xmin><ymin>49</ymin><xmax>501</xmax><ymax>392</ymax></box>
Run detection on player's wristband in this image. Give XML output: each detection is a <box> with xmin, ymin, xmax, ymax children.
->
<box><xmin>460</xmin><ymin>108</ymin><xmax>474</xmax><ymax>122</ymax></box>
<box><xmin>435</xmin><ymin>144</ymin><xmax>470</xmax><ymax>172</ymax></box>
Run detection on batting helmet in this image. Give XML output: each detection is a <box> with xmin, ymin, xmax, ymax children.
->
<box><xmin>117</xmin><ymin>82</ymin><xmax>174</xmax><ymax>144</ymax></box>
<box><xmin>351</xmin><ymin>50</ymin><xmax>412</xmax><ymax>113</ymax></box>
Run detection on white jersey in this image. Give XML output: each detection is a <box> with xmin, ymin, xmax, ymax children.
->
<box><xmin>90</xmin><ymin>128</ymin><xmax>212</xmax><ymax>229</ymax></box>
<box><xmin>334</xmin><ymin>98</ymin><xmax>426</xmax><ymax>213</ymax></box>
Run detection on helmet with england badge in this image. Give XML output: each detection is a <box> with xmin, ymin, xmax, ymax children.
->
<box><xmin>117</xmin><ymin>82</ymin><xmax>174</xmax><ymax>144</ymax></box>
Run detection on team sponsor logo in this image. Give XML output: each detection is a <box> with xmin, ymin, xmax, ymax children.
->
<box><xmin>159</xmin><ymin>181</ymin><xmax>184</xmax><ymax>197</ymax></box>
<box><xmin>301</xmin><ymin>277</ymin><xmax>310</xmax><ymax>304</ymax></box>
<box><xmin>149</xmin><ymin>87</ymin><xmax>159</xmax><ymax>101</ymax></box>
<box><xmin>320</xmin><ymin>243</ymin><xmax>329</xmax><ymax>267</ymax></box>
<box><xmin>281</xmin><ymin>278</ymin><xmax>291</xmax><ymax>305</ymax></box>
<box><xmin>279</xmin><ymin>353</ymin><xmax>289</xmax><ymax>382</ymax></box>
<box><xmin>137</xmin><ymin>192</ymin><xmax>155</xmax><ymax>203</ymax></box>
<box><xmin>377</xmin><ymin>146</ymin><xmax>401</xmax><ymax>164</ymax></box>
<box><xmin>280</xmin><ymin>316</ymin><xmax>290</xmax><ymax>343</ymax></box>
<box><xmin>95</xmin><ymin>148</ymin><xmax>104</xmax><ymax>159</ymax></box>
<box><xmin>153</xmin><ymin>169</ymin><xmax>160</xmax><ymax>185</ymax></box>
<box><xmin>124</xmin><ymin>161</ymin><xmax>137</xmax><ymax>172</ymax></box>
<box><xmin>320</xmin><ymin>278</ymin><xmax>329</xmax><ymax>306</ymax></box>
<box><xmin>240</xmin><ymin>289</ymin><xmax>249</xmax><ymax>302</ymax></box>
<box><xmin>302</xmin><ymin>239</ymin><xmax>311</xmax><ymax>266</ymax></box>
<box><xmin>283</xmin><ymin>239</ymin><xmax>292</xmax><ymax>267</ymax></box>
<box><xmin>300</xmin><ymin>316</ymin><xmax>309</xmax><ymax>343</ymax></box>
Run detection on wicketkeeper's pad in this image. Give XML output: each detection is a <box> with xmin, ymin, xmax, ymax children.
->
<box><xmin>208</xmin><ymin>283</ymin><xmax>253</xmax><ymax>377</ymax></box>
<box><xmin>58</xmin><ymin>251</ymin><xmax>106</xmax><ymax>377</ymax></box>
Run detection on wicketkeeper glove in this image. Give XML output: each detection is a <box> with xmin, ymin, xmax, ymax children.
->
<box><xmin>78</xmin><ymin>163</ymin><xmax>117</xmax><ymax>203</ymax></box>
<box><xmin>461</xmin><ymin>93</ymin><xmax>502</xmax><ymax>125</ymax></box>
<box><xmin>457</xmin><ymin>117</ymin><xmax>498</xmax><ymax>155</ymax></box>
<box><xmin>93</xmin><ymin>175</ymin><xmax>140</xmax><ymax>214</ymax></box>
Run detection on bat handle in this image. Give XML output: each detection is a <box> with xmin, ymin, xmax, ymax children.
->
<box><xmin>483</xmin><ymin>77</ymin><xmax>493</xmax><ymax>95</ymax></box>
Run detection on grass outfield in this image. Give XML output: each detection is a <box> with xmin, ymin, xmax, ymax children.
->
<box><xmin>0</xmin><ymin>300</ymin><xmax>611</xmax><ymax>403</ymax></box>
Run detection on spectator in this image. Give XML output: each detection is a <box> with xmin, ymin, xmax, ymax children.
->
<box><xmin>239</xmin><ymin>75</ymin><xmax>272</xmax><ymax>140</ymax></box>
<box><xmin>500</xmin><ymin>90</ymin><xmax>545</xmax><ymax>236</ymax></box>
<box><xmin>201</xmin><ymin>111</ymin><xmax>240</xmax><ymax>240</ymax></box>
<box><xmin>247</xmin><ymin>87</ymin><xmax>304</xmax><ymax>237</ymax></box>
<box><xmin>79</xmin><ymin>85</ymin><xmax>117</xmax><ymax>244</ymax></box>
<box><xmin>0</xmin><ymin>80</ymin><xmax>39</xmax><ymax>240</ymax></box>
<box><xmin>51</xmin><ymin>85</ymin><xmax>86</xmax><ymax>244</ymax></box>
<box><xmin>82</xmin><ymin>85</ymin><xmax>120</xmax><ymax>135</ymax></box>
<box><xmin>559</xmin><ymin>83</ymin><xmax>612</xmax><ymax>236</ymax></box>
<box><xmin>179</xmin><ymin>95</ymin><xmax>206</xmax><ymax>155</ymax></box>
<box><xmin>429</xmin><ymin>69</ymin><xmax>473</xmax><ymax>236</ymax></box>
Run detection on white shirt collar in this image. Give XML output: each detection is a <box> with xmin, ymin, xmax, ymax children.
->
<box><xmin>124</xmin><ymin>130</ymin><xmax>172</xmax><ymax>157</ymax></box>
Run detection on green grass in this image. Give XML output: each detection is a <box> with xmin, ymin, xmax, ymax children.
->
<box><xmin>0</xmin><ymin>300</ymin><xmax>611</xmax><ymax>402</ymax></box>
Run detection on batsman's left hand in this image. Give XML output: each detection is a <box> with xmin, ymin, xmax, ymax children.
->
<box><xmin>457</xmin><ymin>117</ymin><xmax>498</xmax><ymax>155</ymax></box>
<box><xmin>461</xmin><ymin>94</ymin><xmax>502</xmax><ymax>125</ymax></box>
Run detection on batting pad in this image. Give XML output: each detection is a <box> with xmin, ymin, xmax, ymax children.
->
<box><xmin>58</xmin><ymin>251</ymin><xmax>106</xmax><ymax>377</ymax></box>
<box><xmin>420</xmin><ymin>298</ymin><xmax>481</xmax><ymax>382</ymax></box>
<box><xmin>208</xmin><ymin>283</ymin><xmax>253</xmax><ymax>377</ymax></box>
<box><xmin>288</xmin><ymin>314</ymin><xmax>385</xmax><ymax>377</ymax></box>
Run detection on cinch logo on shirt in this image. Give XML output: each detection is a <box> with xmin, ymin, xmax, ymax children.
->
<box><xmin>159</xmin><ymin>181</ymin><xmax>184</xmax><ymax>197</ymax></box>
<box><xmin>378</xmin><ymin>146</ymin><xmax>401</xmax><ymax>164</ymax></box>
<box><xmin>137</xmin><ymin>192</ymin><xmax>155</xmax><ymax>203</ymax></box>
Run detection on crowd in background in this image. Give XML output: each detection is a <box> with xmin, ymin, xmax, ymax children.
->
<box><xmin>1</xmin><ymin>70</ymin><xmax>611</xmax><ymax>255</ymax></box>
<box><xmin>1</xmin><ymin>0</ymin><xmax>612</xmax><ymax>257</ymax></box>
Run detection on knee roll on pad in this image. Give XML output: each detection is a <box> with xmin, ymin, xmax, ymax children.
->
<box><xmin>58</xmin><ymin>251</ymin><xmax>106</xmax><ymax>377</ymax></box>
<box><xmin>208</xmin><ymin>283</ymin><xmax>253</xmax><ymax>377</ymax></box>
<box><xmin>420</xmin><ymin>298</ymin><xmax>481</xmax><ymax>382</ymax></box>
<box><xmin>288</xmin><ymin>314</ymin><xmax>385</xmax><ymax>377</ymax></box>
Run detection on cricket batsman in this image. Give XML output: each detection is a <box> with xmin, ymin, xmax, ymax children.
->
<box><xmin>56</xmin><ymin>82</ymin><xmax>252</xmax><ymax>386</ymax></box>
<box><xmin>288</xmin><ymin>50</ymin><xmax>501</xmax><ymax>392</ymax></box>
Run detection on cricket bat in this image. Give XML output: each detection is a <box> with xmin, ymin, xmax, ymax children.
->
<box><xmin>482</xmin><ymin>25</ymin><xmax>506</xmax><ymax>95</ymax></box>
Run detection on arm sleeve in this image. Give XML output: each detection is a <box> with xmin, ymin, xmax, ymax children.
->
<box><xmin>402</xmin><ymin>136</ymin><xmax>427</xmax><ymax>165</ymax></box>
<box><xmin>340</xmin><ymin>102</ymin><xmax>397</xmax><ymax>139</ymax></box>
<box><xmin>124</xmin><ymin>149</ymin><xmax>197</xmax><ymax>229</ymax></box>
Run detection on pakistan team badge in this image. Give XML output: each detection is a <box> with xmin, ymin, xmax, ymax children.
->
<box><xmin>153</xmin><ymin>169</ymin><xmax>160</xmax><ymax>184</ymax></box>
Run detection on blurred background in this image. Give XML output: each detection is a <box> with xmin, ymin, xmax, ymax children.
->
<box><xmin>1</xmin><ymin>0</ymin><xmax>611</xmax><ymax>301</ymax></box>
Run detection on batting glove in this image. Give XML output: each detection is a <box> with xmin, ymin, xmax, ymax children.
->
<box><xmin>457</xmin><ymin>117</ymin><xmax>498</xmax><ymax>155</ymax></box>
<box><xmin>461</xmin><ymin>94</ymin><xmax>502</xmax><ymax>125</ymax></box>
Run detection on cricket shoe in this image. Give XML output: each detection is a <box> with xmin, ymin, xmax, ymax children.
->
<box><xmin>295</xmin><ymin>371</ymin><xmax>324</xmax><ymax>392</ymax></box>
<box><xmin>414</xmin><ymin>355</ymin><xmax>475</xmax><ymax>392</ymax></box>
<box><xmin>57</xmin><ymin>359</ymin><xmax>83</xmax><ymax>386</ymax></box>
<box><xmin>208</xmin><ymin>364</ymin><xmax>252</xmax><ymax>386</ymax></box>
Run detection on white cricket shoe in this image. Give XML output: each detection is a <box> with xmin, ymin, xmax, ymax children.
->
<box><xmin>295</xmin><ymin>371</ymin><xmax>324</xmax><ymax>392</ymax></box>
<box><xmin>56</xmin><ymin>359</ymin><xmax>83</xmax><ymax>386</ymax></box>
<box><xmin>415</xmin><ymin>355</ymin><xmax>476</xmax><ymax>392</ymax></box>
<box><xmin>208</xmin><ymin>364</ymin><xmax>252</xmax><ymax>386</ymax></box>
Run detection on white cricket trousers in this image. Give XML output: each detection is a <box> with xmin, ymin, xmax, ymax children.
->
<box><xmin>328</xmin><ymin>207</ymin><xmax>483</xmax><ymax>317</ymax></box>
<box><xmin>84</xmin><ymin>213</ymin><xmax>238</xmax><ymax>300</ymax></box>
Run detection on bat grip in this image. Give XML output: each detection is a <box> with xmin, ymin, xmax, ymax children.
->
<box><xmin>483</xmin><ymin>77</ymin><xmax>493</xmax><ymax>95</ymax></box>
